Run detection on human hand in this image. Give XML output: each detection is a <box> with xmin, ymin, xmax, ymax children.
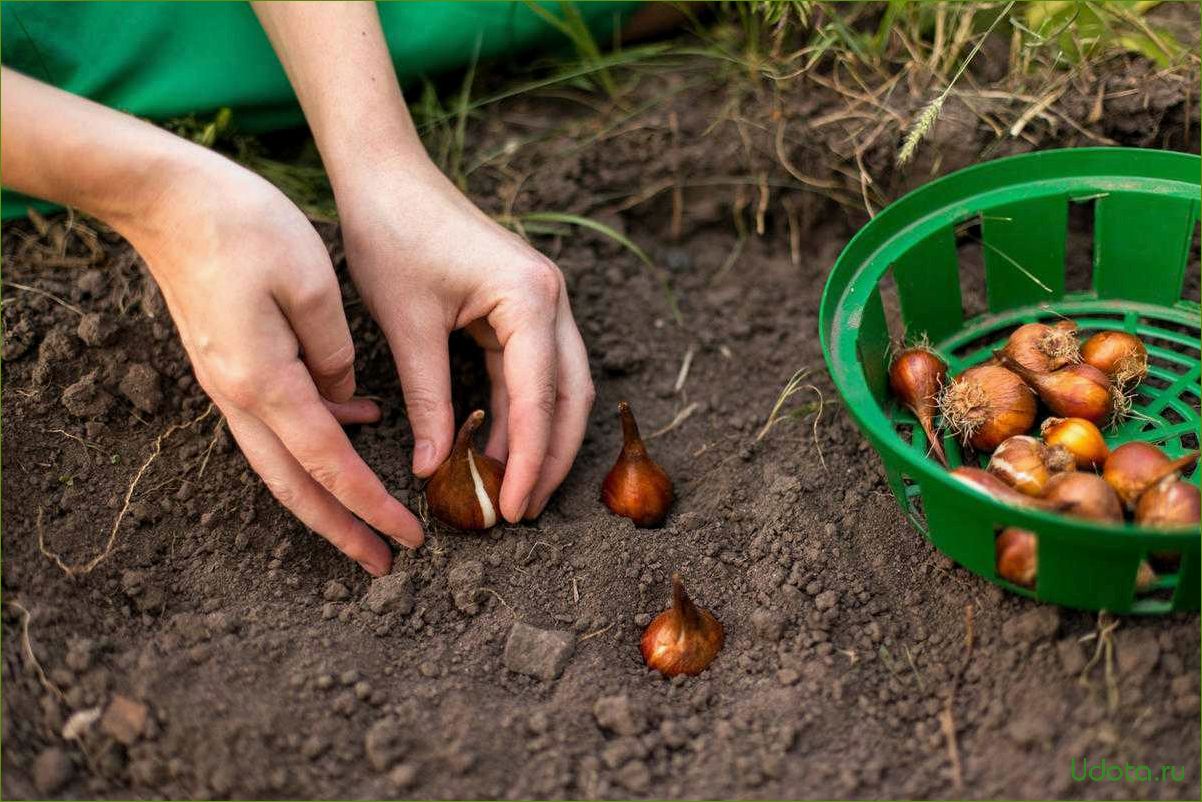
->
<box><xmin>335</xmin><ymin>159</ymin><xmax>595</xmax><ymax>523</ymax></box>
<box><xmin>122</xmin><ymin>149</ymin><xmax>423</xmax><ymax>575</ymax></box>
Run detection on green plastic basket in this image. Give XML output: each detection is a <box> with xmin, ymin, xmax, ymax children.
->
<box><xmin>820</xmin><ymin>148</ymin><xmax>1200</xmax><ymax>614</ymax></box>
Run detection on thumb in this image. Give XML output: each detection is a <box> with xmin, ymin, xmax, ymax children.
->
<box><xmin>385</xmin><ymin>313</ymin><xmax>454</xmax><ymax>477</ymax></box>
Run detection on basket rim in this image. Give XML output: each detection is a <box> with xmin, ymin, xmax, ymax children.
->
<box><xmin>819</xmin><ymin>146</ymin><xmax>1201</xmax><ymax>545</ymax></box>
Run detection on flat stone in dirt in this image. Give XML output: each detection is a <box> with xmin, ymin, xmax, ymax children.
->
<box><xmin>99</xmin><ymin>694</ymin><xmax>148</xmax><ymax>746</ymax></box>
<box><xmin>33</xmin><ymin>747</ymin><xmax>73</xmax><ymax>795</ymax></box>
<box><xmin>503</xmin><ymin>622</ymin><xmax>574</xmax><ymax>680</ymax></box>
<box><xmin>364</xmin><ymin>572</ymin><xmax>413</xmax><ymax>616</ymax></box>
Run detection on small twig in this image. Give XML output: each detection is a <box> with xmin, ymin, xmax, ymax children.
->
<box><xmin>673</xmin><ymin>345</ymin><xmax>696</xmax><ymax>394</ymax></box>
<box><xmin>478</xmin><ymin>588</ymin><xmax>515</xmax><ymax>616</ymax></box>
<box><xmin>904</xmin><ymin>645</ymin><xmax>926</xmax><ymax>693</ymax></box>
<box><xmin>2</xmin><ymin>281</ymin><xmax>84</xmax><ymax>316</ymax></box>
<box><xmin>7</xmin><ymin>601</ymin><xmax>64</xmax><ymax>701</ymax></box>
<box><xmin>648</xmin><ymin>402</ymin><xmax>700</xmax><ymax>440</ymax></box>
<box><xmin>578</xmin><ymin>623</ymin><xmax>615</xmax><ymax>643</ymax></box>
<box><xmin>939</xmin><ymin>704</ymin><xmax>964</xmax><ymax>791</ymax></box>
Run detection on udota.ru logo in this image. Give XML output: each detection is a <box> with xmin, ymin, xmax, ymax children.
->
<box><xmin>1070</xmin><ymin>757</ymin><xmax>1185</xmax><ymax>783</ymax></box>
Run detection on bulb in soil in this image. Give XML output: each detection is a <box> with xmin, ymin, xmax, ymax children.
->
<box><xmin>996</xmin><ymin>528</ymin><xmax>1037</xmax><ymax>587</ymax></box>
<box><xmin>1043</xmin><ymin>472</ymin><xmax>1123</xmax><ymax>523</ymax></box>
<box><xmin>1081</xmin><ymin>330</ymin><xmax>1148</xmax><ymax>387</ymax></box>
<box><xmin>1103</xmin><ymin>442</ymin><xmax>1200</xmax><ymax>510</ymax></box>
<box><xmin>425</xmin><ymin>410</ymin><xmax>504</xmax><ymax>530</ymax></box>
<box><xmin>602</xmin><ymin>401</ymin><xmax>673</xmax><ymax>527</ymax></box>
<box><xmin>987</xmin><ymin>435</ymin><xmax>1075</xmax><ymax>497</ymax></box>
<box><xmin>640</xmin><ymin>574</ymin><xmax>724</xmax><ymax>677</ymax></box>
<box><xmin>1040</xmin><ymin>417</ymin><xmax>1109</xmax><ymax>469</ymax></box>
<box><xmin>889</xmin><ymin>346</ymin><xmax>949</xmax><ymax>467</ymax></box>
<box><xmin>997</xmin><ymin>354</ymin><xmax>1117</xmax><ymax>426</ymax></box>
<box><xmin>938</xmin><ymin>365</ymin><xmax>1036</xmax><ymax>453</ymax></box>
<box><xmin>996</xmin><ymin>321</ymin><xmax>1080</xmax><ymax>373</ymax></box>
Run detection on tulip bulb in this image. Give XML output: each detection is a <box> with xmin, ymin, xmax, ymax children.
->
<box><xmin>996</xmin><ymin>320</ymin><xmax>1080</xmax><ymax>373</ymax></box>
<box><xmin>1081</xmin><ymin>330</ymin><xmax>1147</xmax><ymax>387</ymax></box>
<box><xmin>425</xmin><ymin>410</ymin><xmax>504</xmax><ymax>530</ymax></box>
<box><xmin>1103</xmin><ymin>442</ymin><xmax>1199</xmax><ymax>510</ymax></box>
<box><xmin>1043</xmin><ymin>472</ymin><xmax>1123</xmax><ymax>523</ymax></box>
<box><xmin>1040</xmin><ymin>417</ymin><xmax>1109</xmax><ymax>469</ymax></box>
<box><xmin>997</xmin><ymin>354</ymin><xmax>1117</xmax><ymax>426</ymax></box>
<box><xmin>939</xmin><ymin>365</ymin><xmax>1036</xmax><ymax>452</ymax></box>
<box><xmin>889</xmin><ymin>346</ymin><xmax>949</xmax><ymax>467</ymax></box>
<box><xmin>987</xmin><ymin>435</ymin><xmax>1075</xmax><ymax>497</ymax></box>
<box><xmin>602</xmin><ymin>401</ymin><xmax>673</xmax><ymax>527</ymax></box>
<box><xmin>641</xmin><ymin>574</ymin><xmax>724</xmax><ymax>677</ymax></box>
<box><xmin>950</xmin><ymin>467</ymin><xmax>1066</xmax><ymax>512</ymax></box>
<box><xmin>1135</xmin><ymin>476</ymin><xmax>1200</xmax><ymax>529</ymax></box>
<box><xmin>996</xmin><ymin>528</ymin><xmax>1037</xmax><ymax>587</ymax></box>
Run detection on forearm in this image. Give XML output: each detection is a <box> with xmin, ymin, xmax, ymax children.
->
<box><xmin>0</xmin><ymin>67</ymin><xmax>204</xmax><ymax>233</ymax></box>
<box><xmin>252</xmin><ymin>1</ymin><xmax>431</xmax><ymax>191</ymax></box>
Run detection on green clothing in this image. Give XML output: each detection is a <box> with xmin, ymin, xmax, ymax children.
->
<box><xmin>1</xmin><ymin>0</ymin><xmax>637</xmax><ymax>219</ymax></box>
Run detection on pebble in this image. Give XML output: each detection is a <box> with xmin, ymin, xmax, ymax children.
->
<box><xmin>315</xmin><ymin>675</ymin><xmax>334</xmax><ymax>690</ymax></box>
<box><xmin>593</xmin><ymin>694</ymin><xmax>645</xmax><ymax>736</ymax></box>
<box><xmin>353</xmin><ymin>681</ymin><xmax>372</xmax><ymax>700</ymax></box>
<box><xmin>364</xmin><ymin>573</ymin><xmax>414</xmax><ymax>616</ymax></box>
<box><xmin>814</xmin><ymin>590</ymin><xmax>838</xmax><ymax>611</ymax></box>
<box><xmin>418</xmin><ymin>661</ymin><xmax>440</xmax><ymax>678</ymax></box>
<box><xmin>502</xmin><ymin>622</ymin><xmax>575</xmax><ymax>680</ymax></box>
<box><xmin>339</xmin><ymin>669</ymin><xmax>360</xmax><ymax>686</ymax></box>
<box><xmin>322</xmin><ymin>581</ymin><xmax>349</xmax><ymax>602</ymax></box>
<box><xmin>321</xmin><ymin>603</ymin><xmax>337</xmax><ymax>620</ymax></box>
<box><xmin>388</xmin><ymin>763</ymin><xmax>418</xmax><ymax>790</ymax></box>
<box><xmin>364</xmin><ymin>717</ymin><xmax>406</xmax><ymax>772</ymax></box>
<box><xmin>100</xmin><ymin>695</ymin><xmax>148</xmax><ymax>745</ymax></box>
<box><xmin>33</xmin><ymin>747</ymin><xmax>73</xmax><ymax>795</ymax></box>
<box><xmin>447</xmin><ymin>559</ymin><xmax>485</xmax><ymax>615</ymax></box>
<box><xmin>76</xmin><ymin>313</ymin><xmax>117</xmax><ymax>347</ymax></box>
<box><xmin>119</xmin><ymin>363</ymin><xmax>162</xmax><ymax>414</ymax></box>
<box><xmin>616</xmin><ymin>759</ymin><xmax>651</xmax><ymax>792</ymax></box>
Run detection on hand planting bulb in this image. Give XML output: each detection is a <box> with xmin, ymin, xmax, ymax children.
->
<box><xmin>641</xmin><ymin>574</ymin><xmax>724</xmax><ymax>677</ymax></box>
<box><xmin>602</xmin><ymin>401</ymin><xmax>673</xmax><ymax>527</ymax></box>
<box><xmin>425</xmin><ymin>410</ymin><xmax>504</xmax><ymax>530</ymax></box>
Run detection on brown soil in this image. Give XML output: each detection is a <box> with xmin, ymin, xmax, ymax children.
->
<box><xmin>3</xmin><ymin>38</ymin><xmax>1200</xmax><ymax>802</ymax></box>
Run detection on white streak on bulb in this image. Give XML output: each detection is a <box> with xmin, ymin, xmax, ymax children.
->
<box><xmin>467</xmin><ymin>450</ymin><xmax>497</xmax><ymax>528</ymax></box>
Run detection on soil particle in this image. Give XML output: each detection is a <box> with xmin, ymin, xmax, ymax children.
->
<box><xmin>750</xmin><ymin>607</ymin><xmax>786</xmax><ymax>641</ymax></box>
<box><xmin>322</xmin><ymin>580</ymin><xmax>350</xmax><ymax>602</ymax></box>
<box><xmin>503</xmin><ymin>622</ymin><xmax>575</xmax><ymax>680</ymax></box>
<box><xmin>388</xmin><ymin>763</ymin><xmax>418</xmax><ymax>791</ymax></box>
<box><xmin>813</xmin><ymin>590</ymin><xmax>838</xmax><ymax>611</ymax></box>
<box><xmin>363</xmin><ymin>572</ymin><xmax>414</xmax><ymax>615</ymax></box>
<box><xmin>77</xmin><ymin>312</ymin><xmax>118</xmax><ymax>347</ymax></box>
<box><xmin>61</xmin><ymin>370</ymin><xmax>113</xmax><ymax>417</ymax></box>
<box><xmin>1055</xmin><ymin>637</ymin><xmax>1087</xmax><ymax>675</ymax></box>
<box><xmin>118</xmin><ymin>363</ymin><xmax>162</xmax><ymax>414</ymax></box>
<box><xmin>593</xmin><ymin>694</ymin><xmax>646</xmax><ymax>736</ymax></box>
<box><xmin>447</xmin><ymin>559</ymin><xmax>485</xmax><ymax>614</ymax></box>
<box><xmin>364</xmin><ymin>717</ymin><xmax>406</xmax><ymax>772</ymax></box>
<box><xmin>1001</xmin><ymin>606</ymin><xmax>1061</xmax><ymax>645</ymax></box>
<box><xmin>99</xmin><ymin>695</ymin><xmax>148</xmax><ymax>746</ymax></box>
<box><xmin>1116</xmin><ymin>629</ymin><xmax>1161</xmax><ymax>680</ymax></box>
<box><xmin>33</xmin><ymin>746</ymin><xmax>74</xmax><ymax>795</ymax></box>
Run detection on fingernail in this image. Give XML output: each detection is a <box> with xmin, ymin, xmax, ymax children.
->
<box><xmin>358</xmin><ymin>559</ymin><xmax>386</xmax><ymax>577</ymax></box>
<box><xmin>413</xmin><ymin>440</ymin><xmax>436</xmax><ymax>475</ymax></box>
<box><xmin>518</xmin><ymin>493</ymin><xmax>533</xmax><ymax>520</ymax></box>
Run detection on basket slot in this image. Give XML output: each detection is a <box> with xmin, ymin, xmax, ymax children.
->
<box><xmin>1093</xmin><ymin>192</ymin><xmax>1198</xmax><ymax>305</ymax></box>
<box><xmin>1172</xmin><ymin>549</ymin><xmax>1199</xmax><ymax>611</ymax></box>
<box><xmin>857</xmin><ymin>285</ymin><xmax>892</xmax><ymax>406</ymax></box>
<box><xmin>981</xmin><ymin>197</ymin><xmax>1067</xmax><ymax>312</ymax></box>
<box><xmin>921</xmin><ymin>481</ymin><xmax>995</xmax><ymax>577</ymax></box>
<box><xmin>891</xmin><ymin>225</ymin><xmax>962</xmax><ymax>343</ymax></box>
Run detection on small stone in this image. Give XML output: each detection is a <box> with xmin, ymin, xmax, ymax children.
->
<box><xmin>321</xmin><ymin>603</ymin><xmax>337</xmax><ymax>620</ymax></box>
<box><xmin>33</xmin><ymin>747</ymin><xmax>73</xmax><ymax>795</ymax></box>
<box><xmin>62</xmin><ymin>371</ymin><xmax>113</xmax><ymax>418</ymax></box>
<box><xmin>388</xmin><ymin>763</ymin><xmax>418</xmax><ymax>790</ymax></box>
<box><xmin>418</xmin><ymin>661</ymin><xmax>440</xmax><ymax>678</ymax></box>
<box><xmin>814</xmin><ymin>591</ymin><xmax>838</xmax><ymax>611</ymax></box>
<box><xmin>322</xmin><ymin>581</ymin><xmax>350</xmax><ymax>602</ymax></box>
<box><xmin>339</xmin><ymin>669</ymin><xmax>360</xmax><ymax>686</ymax></box>
<box><xmin>503</xmin><ymin>622</ymin><xmax>574</xmax><ymax>680</ymax></box>
<box><xmin>315</xmin><ymin>674</ymin><xmax>334</xmax><ymax>691</ymax></box>
<box><xmin>76</xmin><ymin>313</ymin><xmax>117</xmax><ymax>347</ymax></box>
<box><xmin>593</xmin><ymin>694</ymin><xmax>645</xmax><ymax>736</ymax></box>
<box><xmin>100</xmin><ymin>694</ymin><xmax>148</xmax><ymax>745</ymax></box>
<box><xmin>300</xmin><ymin>735</ymin><xmax>328</xmax><ymax>761</ymax></box>
<box><xmin>353</xmin><ymin>681</ymin><xmax>372</xmax><ymax>700</ymax></box>
<box><xmin>365</xmin><ymin>573</ymin><xmax>414</xmax><ymax>616</ymax></box>
<box><xmin>1002</xmin><ymin>607</ymin><xmax>1060</xmax><ymax>645</ymax></box>
<box><xmin>118</xmin><ymin>363</ymin><xmax>162</xmax><ymax>414</ymax></box>
<box><xmin>447</xmin><ymin>559</ymin><xmax>485</xmax><ymax>614</ymax></box>
<box><xmin>364</xmin><ymin>717</ymin><xmax>406</xmax><ymax>772</ymax></box>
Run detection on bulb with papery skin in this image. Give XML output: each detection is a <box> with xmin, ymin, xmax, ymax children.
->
<box><xmin>996</xmin><ymin>528</ymin><xmax>1037</xmax><ymax>587</ymax></box>
<box><xmin>1041</xmin><ymin>417</ymin><xmax>1109</xmax><ymax>469</ymax></box>
<box><xmin>602</xmin><ymin>401</ymin><xmax>673</xmax><ymax>527</ymax></box>
<box><xmin>1043</xmin><ymin>472</ymin><xmax>1123</xmax><ymax>523</ymax></box>
<box><xmin>996</xmin><ymin>321</ymin><xmax>1079</xmax><ymax>373</ymax></box>
<box><xmin>1103</xmin><ymin>442</ymin><xmax>1199</xmax><ymax>510</ymax></box>
<box><xmin>998</xmin><ymin>354</ymin><xmax>1115</xmax><ymax>426</ymax></box>
<box><xmin>425</xmin><ymin>410</ymin><xmax>504</xmax><ymax>530</ymax></box>
<box><xmin>640</xmin><ymin>574</ymin><xmax>724</xmax><ymax>677</ymax></box>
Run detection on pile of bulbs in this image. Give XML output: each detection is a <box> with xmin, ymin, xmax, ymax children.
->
<box><xmin>423</xmin><ymin>400</ymin><xmax>722</xmax><ymax>677</ymax></box>
<box><xmin>889</xmin><ymin>322</ymin><xmax>1199</xmax><ymax>590</ymax></box>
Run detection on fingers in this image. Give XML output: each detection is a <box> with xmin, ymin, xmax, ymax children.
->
<box><xmin>524</xmin><ymin>307</ymin><xmax>594</xmax><ymax>518</ymax></box>
<box><xmin>326</xmin><ymin>396</ymin><xmax>382</xmax><ymax>425</ymax></box>
<box><xmin>223</xmin><ymin>407</ymin><xmax>395</xmax><ymax>576</ymax></box>
<box><xmin>386</xmin><ymin>309</ymin><xmax>454</xmax><ymax>477</ymax></box>
<box><xmin>483</xmin><ymin>349</ymin><xmax>510</xmax><ymax>462</ymax></box>
<box><xmin>497</xmin><ymin>318</ymin><xmax>558</xmax><ymax>523</ymax></box>
<box><xmin>275</xmin><ymin>266</ymin><xmax>358</xmax><ymax>404</ymax></box>
<box><xmin>258</xmin><ymin>363</ymin><xmax>425</xmax><ymax>549</ymax></box>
